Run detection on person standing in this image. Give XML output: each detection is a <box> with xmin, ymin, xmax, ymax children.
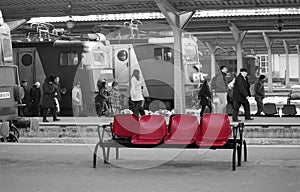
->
<box><xmin>198</xmin><ymin>79</ymin><xmax>212</xmax><ymax>117</ymax></box>
<box><xmin>53</xmin><ymin>76</ymin><xmax>65</xmax><ymax>119</ymax></box>
<box><xmin>254</xmin><ymin>74</ymin><xmax>266</xmax><ymax>116</ymax></box>
<box><xmin>72</xmin><ymin>81</ymin><xmax>83</xmax><ymax>117</ymax></box>
<box><xmin>41</xmin><ymin>75</ymin><xmax>58</xmax><ymax>122</ymax></box>
<box><xmin>20</xmin><ymin>80</ymin><xmax>29</xmax><ymax>116</ymax></box>
<box><xmin>29</xmin><ymin>82</ymin><xmax>41</xmax><ymax>117</ymax></box>
<box><xmin>130</xmin><ymin>69</ymin><xmax>145</xmax><ymax>116</ymax></box>
<box><xmin>232</xmin><ymin>68</ymin><xmax>254</xmax><ymax>122</ymax></box>
<box><xmin>110</xmin><ymin>81</ymin><xmax>121</xmax><ymax>115</ymax></box>
<box><xmin>211</xmin><ymin>66</ymin><xmax>228</xmax><ymax>113</ymax></box>
<box><xmin>95</xmin><ymin>79</ymin><xmax>109</xmax><ymax>116</ymax></box>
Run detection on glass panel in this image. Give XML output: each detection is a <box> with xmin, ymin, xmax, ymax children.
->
<box><xmin>93</xmin><ymin>52</ymin><xmax>106</xmax><ymax>65</ymax></box>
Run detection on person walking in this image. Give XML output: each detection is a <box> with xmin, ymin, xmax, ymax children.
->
<box><xmin>198</xmin><ymin>79</ymin><xmax>212</xmax><ymax>117</ymax></box>
<box><xmin>130</xmin><ymin>69</ymin><xmax>145</xmax><ymax>116</ymax></box>
<box><xmin>41</xmin><ymin>75</ymin><xmax>58</xmax><ymax>122</ymax></box>
<box><xmin>232</xmin><ymin>68</ymin><xmax>253</xmax><ymax>122</ymax></box>
<box><xmin>29</xmin><ymin>82</ymin><xmax>41</xmax><ymax>117</ymax></box>
<box><xmin>72</xmin><ymin>81</ymin><xmax>83</xmax><ymax>117</ymax></box>
<box><xmin>211</xmin><ymin>66</ymin><xmax>228</xmax><ymax>113</ymax></box>
<box><xmin>20</xmin><ymin>79</ymin><xmax>29</xmax><ymax>116</ymax></box>
<box><xmin>95</xmin><ymin>79</ymin><xmax>109</xmax><ymax>116</ymax></box>
<box><xmin>110</xmin><ymin>81</ymin><xmax>121</xmax><ymax>115</ymax></box>
<box><xmin>254</xmin><ymin>74</ymin><xmax>266</xmax><ymax>116</ymax></box>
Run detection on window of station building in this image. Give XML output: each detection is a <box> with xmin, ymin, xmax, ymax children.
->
<box><xmin>59</xmin><ymin>52</ymin><xmax>79</xmax><ymax>66</ymax></box>
<box><xmin>154</xmin><ymin>47</ymin><xmax>173</xmax><ymax>61</ymax></box>
<box><xmin>258</xmin><ymin>55</ymin><xmax>268</xmax><ymax>73</ymax></box>
<box><xmin>93</xmin><ymin>52</ymin><xmax>106</xmax><ymax>65</ymax></box>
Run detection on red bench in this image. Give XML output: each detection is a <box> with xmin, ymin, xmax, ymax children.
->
<box><xmin>93</xmin><ymin>113</ymin><xmax>247</xmax><ymax>171</ymax></box>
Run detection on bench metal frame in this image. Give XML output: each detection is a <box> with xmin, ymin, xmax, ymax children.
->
<box><xmin>93</xmin><ymin>122</ymin><xmax>247</xmax><ymax>171</ymax></box>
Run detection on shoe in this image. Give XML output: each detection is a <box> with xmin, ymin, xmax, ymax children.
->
<box><xmin>43</xmin><ymin>119</ymin><xmax>49</xmax><ymax>122</ymax></box>
<box><xmin>245</xmin><ymin>117</ymin><xmax>254</xmax><ymax>120</ymax></box>
<box><xmin>53</xmin><ymin>118</ymin><xmax>61</xmax><ymax>121</ymax></box>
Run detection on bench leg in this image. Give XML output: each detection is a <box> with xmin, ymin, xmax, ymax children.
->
<box><xmin>243</xmin><ymin>140</ymin><xmax>247</xmax><ymax>162</ymax></box>
<box><xmin>237</xmin><ymin>143</ymin><xmax>242</xmax><ymax>166</ymax></box>
<box><xmin>116</xmin><ymin>147</ymin><xmax>119</xmax><ymax>159</ymax></box>
<box><xmin>93</xmin><ymin>142</ymin><xmax>100</xmax><ymax>168</ymax></box>
<box><xmin>101</xmin><ymin>146</ymin><xmax>108</xmax><ymax>164</ymax></box>
<box><xmin>106</xmin><ymin>147</ymin><xmax>111</xmax><ymax>163</ymax></box>
<box><xmin>232</xmin><ymin>144</ymin><xmax>236</xmax><ymax>171</ymax></box>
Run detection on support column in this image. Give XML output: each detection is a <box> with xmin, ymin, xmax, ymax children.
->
<box><xmin>205</xmin><ymin>42</ymin><xmax>216</xmax><ymax>79</ymax></box>
<box><xmin>229</xmin><ymin>22</ymin><xmax>246</xmax><ymax>73</ymax></box>
<box><xmin>263</xmin><ymin>32</ymin><xmax>273</xmax><ymax>92</ymax></box>
<box><xmin>283</xmin><ymin>40</ymin><xmax>290</xmax><ymax>88</ymax></box>
<box><xmin>155</xmin><ymin>0</ymin><xmax>195</xmax><ymax>113</ymax></box>
<box><xmin>297</xmin><ymin>45</ymin><xmax>300</xmax><ymax>84</ymax></box>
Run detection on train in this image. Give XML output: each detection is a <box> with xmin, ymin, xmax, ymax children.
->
<box><xmin>12</xmin><ymin>22</ymin><xmax>202</xmax><ymax>116</ymax></box>
<box><xmin>0</xmin><ymin>10</ymin><xmax>24</xmax><ymax>141</ymax></box>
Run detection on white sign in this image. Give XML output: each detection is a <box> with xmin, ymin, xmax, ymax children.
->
<box><xmin>0</xmin><ymin>92</ymin><xmax>10</xmax><ymax>99</ymax></box>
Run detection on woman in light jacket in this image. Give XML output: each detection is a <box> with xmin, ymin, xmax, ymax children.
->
<box><xmin>130</xmin><ymin>69</ymin><xmax>145</xmax><ymax>116</ymax></box>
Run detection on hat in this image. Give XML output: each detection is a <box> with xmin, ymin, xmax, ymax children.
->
<box><xmin>34</xmin><ymin>82</ymin><xmax>40</xmax><ymax>87</ymax></box>
<box><xmin>21</xmin><ymin>79</ymin><xmax>27</xmax><ymax>83</ymax></box>
<box><xmin>240</xmin><ymin>68</ymin><xmax>248</xmax><ymax>72</ymax></box>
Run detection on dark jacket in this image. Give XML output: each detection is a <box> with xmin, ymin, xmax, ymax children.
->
<box><xmin>41</xmin><ymin>81</ymin><xmax>55</xmax><ymax>108</ymax></box>
<box><xmin>211</xmin><ymin>72</ymin><xmax>228</xmax><ymax>93</ymax></box>
<box><xmin>29</xmin><ymin>85</ymin><xmax>41</xmax><ymax>105</ymax></box>
<box><xmin>198</xmin><ymin>80</ymin><xmax>211</xmax><ymax>106</ymax></box>
<box><xmin>233</xmin><ymin>74</ymin><xmax>250</xmax><ymax>103</ymax></box>
<box><xmin>254</xmin><ymin>80</ymin><xmax>265</xmax><ymax>98</ymax></box>
<box><xmin>53</xmin><ymin>82</ymin><xmax>62</xmax><ymax>102</ymax></box>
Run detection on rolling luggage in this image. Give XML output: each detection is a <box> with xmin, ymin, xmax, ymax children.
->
<box><xmin>282</xmin><ymin>104</ymin><xmax>297</xmax><ymax>116</ymax></box>
<box><xmin>263</xmin><ymin>103</ymin><xmax>277</xmax><ymax>116</ymax></box>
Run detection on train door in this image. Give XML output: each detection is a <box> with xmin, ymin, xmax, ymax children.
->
<box><xmin>14</xmin><ymin>48</ymin><xmax>35</xmax><ymax>86</ymax></box>
<box><xmin>112</xmin><ymin>45</ymin><xmax>131</xmax><ymax>84</ymax></box>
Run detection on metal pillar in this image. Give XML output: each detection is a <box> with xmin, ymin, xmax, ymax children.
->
<box><xmin>297</xmin><ymin>45</ymin><xmax>300</xmax><ymax>84</ymax></box>
<box><xmin>230</xmin><ymin>22</ymin><xmax>246</xmax><ymax>73</ymax></box>
<box><xmin>205</xmin><ymin>42</ymin><xmax>216</xmax><ymax>79</ymax></box>
<box><xmin>262</xmin><ymin>32</ymin><xmax>273</xmax><ymax>92</ymax></box>
<box><xmin>283</xmin><ymin>40</ymin><xmax>290</xmax><ymax>88</ymax></box>
<box><xmin>155</xmin><ymin>0</ymin><xmax>195</xmax><ymax>113</ymax></box>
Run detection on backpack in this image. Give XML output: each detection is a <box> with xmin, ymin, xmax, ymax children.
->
<box><xmin>250</xmin><ymin>83</ymin><xmax>256</xmax><ymax>96</ymax></box>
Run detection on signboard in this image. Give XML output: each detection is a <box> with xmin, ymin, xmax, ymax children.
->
<box><xmin>0</xmin><ymin>92</ymin><xmax>10</xmax><ymax>99</ymax></box>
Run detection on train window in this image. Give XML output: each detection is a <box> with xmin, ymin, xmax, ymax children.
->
<box><xmin>117</xmin><ymin>50</ymin><xmax>128</xmax><ymax>61</ymax></box>
<box><xmin>93</xmin><ymin>52</ymin><xmax>106</xmax><ymax>65</ymax></box>
<box><xmin>59</xmin><ymin>52</ymin><xmax>78</xmax><ymax>66</ymax></box>
<box><xmin>184</xmin><ymin>45</ymin><xmax>198</xmax><ymax>62</ymax></box>
<box><xmin>154</xmin><ymin>48</ymin><xmax>173</xmax><ymax>61</ymax></box>
<box><xmin>2</xmin><ymin>39</ymin><xmax>13</xmax><ymax>64</ymax></box>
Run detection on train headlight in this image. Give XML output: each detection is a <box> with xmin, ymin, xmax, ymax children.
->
<box><xmin>117</xmin><ymin>50</ymin><xmax>128</xmax><ymax>61</ymax></box>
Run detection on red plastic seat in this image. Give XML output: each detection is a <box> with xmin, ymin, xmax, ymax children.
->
<box><xmin>196</xmin><ymin>114</ymin><xmax>232</xmax><ymax>147</ymax></box>
<box><xmin>112</xmin><ymin>114</ymin><xmax>139</xmax><ymax>138</ymax></box>
<box><xmin>164</xmin><ymin>114</ymin><xmax>199</xmax><ymax>144</ymax></box>
<box><xmin>131</xmin><ymin>115</ymin><xmax>167</xmax><ymax>144</ymax></box>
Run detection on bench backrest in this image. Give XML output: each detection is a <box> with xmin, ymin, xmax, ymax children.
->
<box><xmin>112</xmin><ymin>114</ymin><xmax>139</xmax><ymax>138</ymax></box>
<box><xmin>197</xmin><ymin>113</ymin><xmax>232</xmax><ymax>146</ymax></box>
<box><xmin>137</xmin><ymin>115</ymin><xmax>167</xmax><ymax>139</ymax></box>
<box><xmin>164</xmin><ymin>114</ymin><xmax>199</xmax><ymax>144</ymax></box>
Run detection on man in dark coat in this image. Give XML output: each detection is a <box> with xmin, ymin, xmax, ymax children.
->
<box><xmin>198</xmin><ymin>79</ymin><xmax>212</xmax><ymax>117</ymax></box>
<box><xmin>254</xmin><ymin>74</ymin><xmax>266</xmax><ymax>116</ymax></box>
<box><xmin>29</xmin><ymin>82</ymin><xmax>41</xmax><ymax>116</ymax></box>
<box><xmin>41</xmin><ymin>75</ymin><xmax>59</xmax><ymax>122</ymax></box>
<box><xmin>232</xmin><ymin>68</ymin><xmax>254</xmax><ymax>122</ymax></box>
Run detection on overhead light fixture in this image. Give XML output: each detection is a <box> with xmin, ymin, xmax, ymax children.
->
<box><xmin>65</xmin><ymin>1</ymin><xmax>74</xmax><ymax>32</ymax></box>
<box><xmin>274</xmin><ymin>15</ymin><xmax>284</xmax><ymax>32</ymax></box>
<box><xmin>66</xmin><ymin>17</ymin><xmax>75</xmax><ymax>31</ymax></box>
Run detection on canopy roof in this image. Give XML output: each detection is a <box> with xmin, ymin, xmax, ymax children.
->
<box><xmin>2</xmin><ymin>0</ymin><xmax>300</xmax><ymax>21</ymax></box>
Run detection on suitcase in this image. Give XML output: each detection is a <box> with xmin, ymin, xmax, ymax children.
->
<box><xmin>282</xmin><ymin>104</ymin><xmax>297</xmax><ymax>116</ymax></box>
<box><xmin>263</xmin><ymin>103</ymin><xmax>277</xmax><ymax>116</ymax></box>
